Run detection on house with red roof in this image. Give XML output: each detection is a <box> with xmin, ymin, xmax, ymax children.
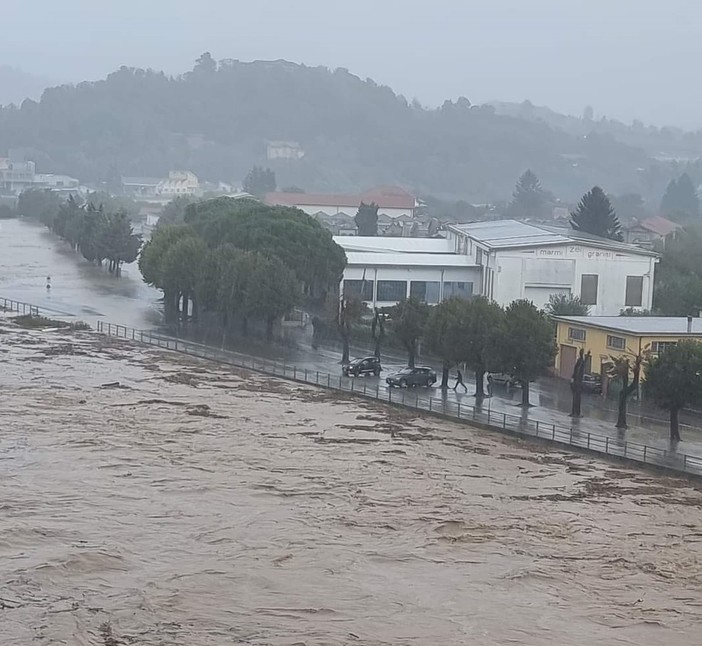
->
<box><xmin>264</xmin><ymin>185</ymin><xmax>418</xmax><ymax>235</ymax></box>
<box><xmin>624</xmin><ymin>215</ymin><xmax>682</xmax><ymax>249</ymax></box>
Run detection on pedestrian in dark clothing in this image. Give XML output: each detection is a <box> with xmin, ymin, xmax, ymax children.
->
<box><xmin>487</xmin><ymin>374</ymin><xmax>494</xmax><ymax>397</ymax></box>
<box><xmin>453</xmin><ymin>369</ymin><xmax>468</xmax><ymax>392</ymax></box>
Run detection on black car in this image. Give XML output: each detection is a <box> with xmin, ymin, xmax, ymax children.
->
<box><xmin>489</xmin><ymin>372</ymin><xmax>519</xmax><ymax>387</ymax></box>
<box><xmin>343</xmin><ymin>356</ymin><xmax>381</xmax><ymax>377</ymax></box>
<box><xmin>386</xmin><ymin>366</ymin><xmax>437</xmax><ymax>388</ymax></box>
<box><xmin>581</xmin><ymin>373</ymin><xmax>602</xmax><ymax>394</ymax></box>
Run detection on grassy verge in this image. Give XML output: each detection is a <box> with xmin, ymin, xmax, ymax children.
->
<box><xmin>12</xmin><ymin>314</ymin><xmax>91</xmax><ymax>331</ymax></box>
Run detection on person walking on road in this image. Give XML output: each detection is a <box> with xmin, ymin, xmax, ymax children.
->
<box><xmin>487</xmin><ymin>373</ymin><xmax>494</xmax><ymax>397</ymax></box>
<box><xmin>453</xmin><ymin>369</ymin><xmax>468</xmax><ymax>392</ymax></box>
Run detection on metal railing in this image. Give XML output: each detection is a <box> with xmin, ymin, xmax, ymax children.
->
<box><xmin>0</xmin><ymin>297</ymin><xmax>39</xmax><ymax>316</ymax></box>
<box><xmin>96</xmin><ymin>320</ymin><xmax>702</xmax><ymax>478</ymax></box>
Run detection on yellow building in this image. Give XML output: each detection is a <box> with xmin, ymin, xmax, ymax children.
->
<box><xmin>552</xmin><ymin>315</ymin><xmax>702</xmax><ymax>379</ymax></box>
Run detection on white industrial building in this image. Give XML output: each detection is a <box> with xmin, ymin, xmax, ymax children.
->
<box><xmin>335</xmin><ymin>220</ymin><xmax>658</xmax><ymax>315</ymax></box>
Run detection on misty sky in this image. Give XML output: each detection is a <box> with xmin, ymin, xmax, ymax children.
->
<box><xmin>3</xmin><ymin>0</ymin><xmax>700</xmax><ymax>128</ymax></box>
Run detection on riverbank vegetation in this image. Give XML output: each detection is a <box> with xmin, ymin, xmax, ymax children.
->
<box><xmin>15</xmin><ymin>189</ymin><xmax>142</xmax><ymax>276</ymax></box>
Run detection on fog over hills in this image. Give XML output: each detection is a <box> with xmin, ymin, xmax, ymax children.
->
<box><xmin>0</xmin><ymin>56</ymin><xmax>700</xmax><ymax>205</ymax></box>
<box><xmin>0</xmin><ymin>66</ymin><xmax>56</xmax><ymax>106</ymax></box>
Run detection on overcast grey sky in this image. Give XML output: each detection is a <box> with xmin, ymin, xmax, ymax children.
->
<box><xmin>3</xmin><ymin>0</ymin><xmax>699</xmax><ymax>127</ymax></box>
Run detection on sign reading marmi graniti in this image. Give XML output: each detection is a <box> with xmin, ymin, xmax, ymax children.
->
<box><xmin>520</xmin><ymin>246</ymin><xmax>621</xmax><ymax>260</ymax></box>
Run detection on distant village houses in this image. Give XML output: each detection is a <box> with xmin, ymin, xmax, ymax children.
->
<box><xmin>624</xmin><ymin>215</ymin><xmax>682</xmax><ymax>249</ymax></box>
<box><xmin>266</xmin><ymin>140</ymin><xmax>305</xmax><ymax>161</ymax></box>
<box><xmin>0</xmin><ymin>158</ymin><xmax>80</xmax><ymax>197</ymax></box>
<box><xmin>121</xmin><ymin>171</ymin><xmax>202</xmax><ymax>202</ymax></box>
<box><xmin>264</xmin><ymin>185</ymin><xmax>422</xmax><ymax>236</ymax></box>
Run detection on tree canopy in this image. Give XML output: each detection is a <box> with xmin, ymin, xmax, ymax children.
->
<box><xmin>644</xmin><ymin>340</ymin><xmax>702</xmax><ymax>442</ymax></box>
<box><xmin>243</xmin><ymin>166</ymin><xmax>276</xmax><ymax>198</ymax></box>
<box><xmin>387</xmin><ymin>298</ymin><xmax>430</xmax><ymax>367</ymax></box>
<box><xmin>652</xmin><ymin>224</ymin><xmax>702</xmax><ymax>316</ymax></box>
<box><xmin>660</xmin><ymin>173</ymin><xmax>699</xmax><ymax>220</ymax></box>
<box><xmin>544</xmin><ymin>293</ymin><xmax>590</xmax><ymax>316</ymax></box>
<box><xmin>20</xmin><ymin>191</ymin><xmax>141</xmax><ymax>275</ymax></box>
<box><xmin>453</xmin><ymin>297</ymin><xmax>505</xmax><ymax>396</ymax></box>
<box><xmin>354</xmin><ymin>201</ymin><xmax>378</xmax><ymax>236</ymax></box>
<box><xmin>570</xmin><ymin>186</ymin><xmax>623</xmax><ymax>241</ymax></box>
<box><xmin>139</xmin><ymin>199</ymin><xmax>346</xmax><ymax>338</ymax></box>
<box><xmin>498</xmin><ymin>300</ymin><xmax>557</xmax><ymax>406</ymax></box>
<box><xmin>508</xmin><ymin>170</ymin><xmax>549</xmax><ymax>219</ymax></box>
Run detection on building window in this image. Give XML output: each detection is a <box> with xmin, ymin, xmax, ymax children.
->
<box><xmin>476</xmin><ymin>248</ymin><xmax>485</xmax><ymax>265</ymax></box>
<box><xmin>625</xmin><ymin>276</ymin><xmax>644</xmax><ymax>307</ymax></box>
<box><xmin>568</xmin><ymin>327</ymin><xmax>586</xmax><ymax>341</ymax></box>
<box><xmin>410</xmin><ymin>281</ymin><xmax>440</xmax><ymax>304</ymax></box>
<box><xmin>343</xmin><ymin>279</ymin><xmax>373</xmax><ymax>301</ymax></box>
<box><xmin>376</xmin><ymin>280</ymin><xmax>407</xmax><ymax>302</ymax></box>
<box><xmin>651</xmin><ymin>341</ymin><xmax>677</xmax><ymax>354</ymax></box>
<box><xmin>443</xmin><ymin>281</ymin><xmax>473</xmax><ymax>300</ymax></box>
<box><xmin>607</xmin><ymin>335</ymin><xmax>626</xmax><ymax>350</ymax></box>
<box><xmin>580</xmin><ymin>274</ymin><xmax>598</xmax><ymax>305</ymax></box>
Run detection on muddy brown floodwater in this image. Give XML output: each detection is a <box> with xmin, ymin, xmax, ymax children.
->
<box><xmin>1</xmin><ymin>314</ymin><xmax>701</xmax><ymax>645</ymax></box>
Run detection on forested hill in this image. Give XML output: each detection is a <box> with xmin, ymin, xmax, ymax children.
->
<box><xmin>0</xmin><ymin>54</ymin><xmax>684</xmax><ymax>202</ymax></box>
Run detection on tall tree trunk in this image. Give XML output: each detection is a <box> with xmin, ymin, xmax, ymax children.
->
<box><xmin>266</xmin><ymin>316</ymin><xmax>275</xmax><ymax>341</ymax></box>
<box><xmin>341</xmin><ymin>334</ymin><xmax>350</xmax><ymax>364</ymax></box>
<box><xmin>670</xmin><ymin>408</ymin><xmax>681</xmax><ymax>443</ymax></box>
<box><xmin>571</xmin><ymin>384</ymin><xmax>583</xmax><ymax>417</ymax></box>
<box><xmin>520</xmin><ymin>381</ymin><xmax>531</xmax><ymax>407</ymax></box>
<box><xmin>570</xmin><ymin>348</ymin><xmax>586</xmax><ymax>418</ymax></box>
<box><xmin>440</xmin><ymin>361</ymin><xmax>450</xmax><ymax>390</ymax></box>
<box><xmin>407</xmin><ymin>342</ymin><xmax>415</xmax><ymax>368</ymax></box>
<box><xmin>616</xmin><ymin>389</ymin><xmax>628</xmax><ymax>429</ymax></box>
<box><xmin>164</xmin><ymin>290</ymin><xmax>178</xmax><ymax>323</ymax></box>
<box><xmin>475</xmin><ymin>369</ymin><xmax>485</xmax><ymax>398</ymax></box>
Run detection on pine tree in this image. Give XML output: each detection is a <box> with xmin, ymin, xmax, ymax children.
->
<box><xmin>508</xmin><ymin>170</ymin><xmax>547</xmax><ymax>219</ymax></box>
<box><xmin>660</xmin><ymin>173</ymin><xmax>699</xmax><ymax>219</ymax></box>
<box><xmin>243</xmin><ymin>166</ymin><xmax>276</xmax><ymax>198</ymax></box>
<box><xmin>354</xmin><ymin>201</ymin><xmax>379</xmax><ymax>236</ymax></box>
<box><xmin>570</xmin><ymin>186</ymin><xmax>623</xmax><ymax>241</ymax></box>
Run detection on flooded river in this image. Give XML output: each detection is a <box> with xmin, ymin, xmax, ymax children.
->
<box><xmin>1</xmin><ymin>314</ymin><xmax>701</xmax><ymax>645</ymax></box>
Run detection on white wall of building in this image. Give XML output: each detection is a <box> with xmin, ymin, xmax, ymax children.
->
<box><xmin>342</xmin><ymin>264</ymin><xmax>481</xmax><ymax>308</ymax></box>
<box><xmin>337</xmin><ymin>227</ymin><xmax>656</xmax><ymax>315</ymax></box>
<box><xmin>487</xmin><ymin>245</ymin><xmax>656</xmax><ymax>314</ymax></box>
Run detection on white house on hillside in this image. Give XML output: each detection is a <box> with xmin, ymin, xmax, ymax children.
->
<box><xmin>335</xmin><ymin>220</ymin><xmax>658</xmax><ymax>315</ymax></box>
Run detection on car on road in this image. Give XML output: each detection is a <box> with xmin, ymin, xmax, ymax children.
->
<box><xmin>386</xmin><ymin>366</ymin><xmax>437</xmax><ymax>388</ymax></box>
<box><xmin>581</xmin><ymin>373</ymin><xmax>602</xmax><ymax>394</ymax></box>
<box><xmin>489</xmin><ymin>372</ymin><xmax>519</xmax><ymax>387</ymax></box>
<box><xmin>343</xmin><ymin>356</ymin><xmax>381</xmax><ymax>377</ymax></box>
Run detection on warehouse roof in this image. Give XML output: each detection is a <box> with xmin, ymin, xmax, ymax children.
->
<box><xmin>334</xmin><ymin>236</ymin><xmax>452</xmax><ymax>254</ymax></box>
<box><xmin>553</xmin><ymin>316</ymin><xmax>702</xmax><ymax>336</ymax></box>
<box><xmin>449</xmin><ymin>220</ymin><xmax>658</xmax><ymax>257</ymax></box>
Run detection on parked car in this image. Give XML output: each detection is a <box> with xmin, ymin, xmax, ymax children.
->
<box><xmin>489</xmin><ymin>372</ymin><xmax>519</xmax><ymax>387</ymax></box>
<box><xmin>581</xmin><ymin>373</ymin><xmax>602</xmax><ymax>394</ymax></box>
<box><xmin>386</xmin><ymin>366</ymin><xmax>437</xmax><ymax>388</ymax></box>
<box><xmin>343</xmin><ymin>356</ymin><xmax>381</xmax><ymax>377</ymax></box>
